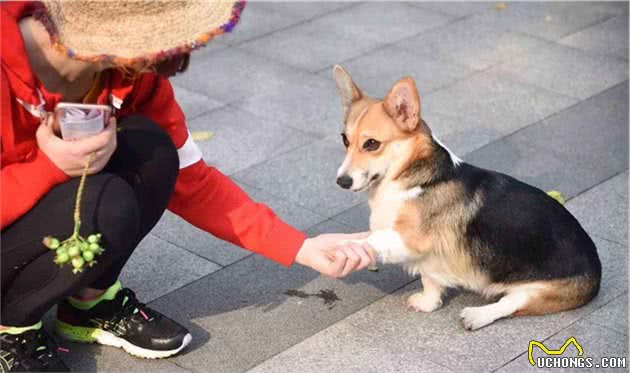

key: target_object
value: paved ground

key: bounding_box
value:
[53,2,629,372]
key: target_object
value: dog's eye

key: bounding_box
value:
[363,139,380,152]
[341,134,349,148]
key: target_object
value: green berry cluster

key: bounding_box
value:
[43,152,104,274]
[43,234,104,274]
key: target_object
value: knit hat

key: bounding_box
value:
[34,1,245,68]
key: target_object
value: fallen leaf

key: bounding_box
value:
[495,2,507,11]
[191,131,214,141]
[546,190,566,205]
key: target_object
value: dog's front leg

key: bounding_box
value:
[346,229,413,264]
[408,276,444,312]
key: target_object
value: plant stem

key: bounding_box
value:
[72,152,95,238]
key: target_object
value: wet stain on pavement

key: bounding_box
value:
[284,288,341,310]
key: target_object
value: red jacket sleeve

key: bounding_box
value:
[1,68,71,229]
[133,75,306,266]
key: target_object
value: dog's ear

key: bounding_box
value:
[333,65,363,119]
[384,77,420,132]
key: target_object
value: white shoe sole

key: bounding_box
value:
[56,320,192,359]
[93,330,192,359]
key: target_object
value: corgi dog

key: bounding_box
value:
[332,65,601,330]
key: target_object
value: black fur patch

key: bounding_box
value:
[454,163,602,285]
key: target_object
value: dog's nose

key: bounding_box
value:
[336,175,353,189]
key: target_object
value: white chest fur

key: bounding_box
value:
[364,180,487,291]
[365,181,423,264]
[368,182,422,230]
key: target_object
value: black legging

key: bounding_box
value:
[1,116,179,326]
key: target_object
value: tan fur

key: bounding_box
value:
[345,98,377,138]
[512,276,599,316]
[390,130,433,181]
[395,180,491,290]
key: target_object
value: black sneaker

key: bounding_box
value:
[0,328,70,372]
[55,288,191,359]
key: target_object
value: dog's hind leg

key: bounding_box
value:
[460,286,534,330]
[460,276,599,330]
[513,276,599,316]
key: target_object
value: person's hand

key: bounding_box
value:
[37,114,117,177]
[295,232,377,278]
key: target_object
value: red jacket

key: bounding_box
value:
[1,2,305,266]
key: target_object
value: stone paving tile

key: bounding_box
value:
[302,2,455,50]
[232,137,367,218]
[233,72,343,138]
[475,1,619,41]
[171,47,310,103]
[465,82,627,199]
[119,234,220,302]
[237,18,379,73]
[216,2,306,46]
[248,322,453,373]
[610,0,630,14]
[496,317,629,372]
[239,2,453,72]
[596,237,628,298]
[409,1,494,17]
[305,217,362,237]
[421,71,578,146]
[396,15,549,71]
[149,220,412,372]
[334,237,625,372]
[510,82,628,173]
[489,40,628,99]
[172,85,225,121]
[567,171,629,246]
[425,111,509,156]
[315,45,474,97]
[583,293,629,336]
[152,181,328,266]
[185,106,318,175]
[331,202,370,231]
[560,15,629,60]
[257,1,356,21]
[153,211,248,267]
[465,134,597,200]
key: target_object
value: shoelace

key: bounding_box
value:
[115,288,159,322]
[0,330,62,369]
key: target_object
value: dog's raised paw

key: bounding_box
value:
[407,292,442,313]
[460,306,493,330]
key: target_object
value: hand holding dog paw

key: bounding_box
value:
[295,232,376,278]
